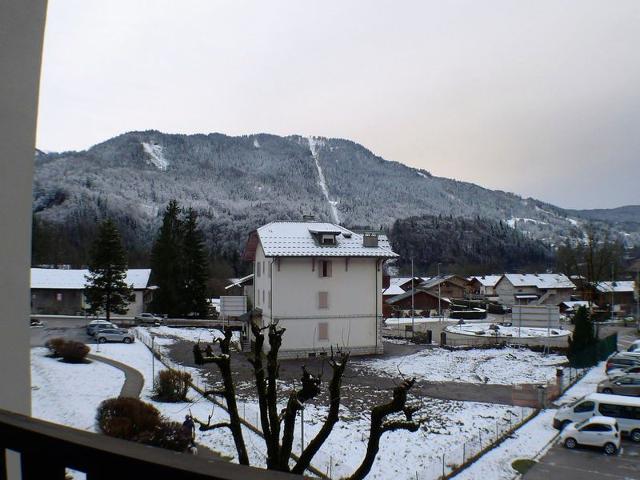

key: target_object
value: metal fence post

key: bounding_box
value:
[442,453,445,478]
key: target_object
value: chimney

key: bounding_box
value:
[363,233,378,247]
[302,214,315,222]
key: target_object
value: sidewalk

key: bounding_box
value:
[88,354,144,398]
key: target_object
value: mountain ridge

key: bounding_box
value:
[31,130,640,267]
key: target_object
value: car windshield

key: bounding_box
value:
[573,419,588,429]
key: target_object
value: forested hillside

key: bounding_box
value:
[31,130,640,275]
[388,215,554,275]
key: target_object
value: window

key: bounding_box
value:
[256,262,261,277]
[580,424,611,432]
[256,289,260,306]
[598,403,622,417]
[262,289,265,305]
[318,291,328,309]
[574,401,594,413]
[318,322,328,340]
[56,293,63,302]
[268,290,271,308]
[321,234,336,245]
[320,260,332,278]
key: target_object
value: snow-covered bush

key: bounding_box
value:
[44,337,66,357]
[97,397,161,440]
[56,340,90,363]
[153,370,191,402]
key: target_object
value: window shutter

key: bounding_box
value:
[318,291,328,309]
[318,322,329,340]
[257,262,261,277]
[327,260,332,277]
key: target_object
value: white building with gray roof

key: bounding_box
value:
[243,221,398,358]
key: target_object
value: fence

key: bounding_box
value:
[132,328,329,479]
[417,407,538,479]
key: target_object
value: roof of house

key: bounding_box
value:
[501,273,575,290]
[560,300,591,309]
[31,268,151,290]
[225,274,254,290]
[470,275,503,287]
[382,284,405,296]
[420,274,468,290]
[386,287,453,305]
[252,222,398,258]
[595,281,635,293]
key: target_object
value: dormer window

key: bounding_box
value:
[321,234,336,245]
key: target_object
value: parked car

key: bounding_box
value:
[608,365,640,379]
[560,416,620,455]
[605,353,640,373]
[628,340,640,353]
[597,375,640,396]
[95,328,135,344]
[86,320,117,336]
[134,313,163,325]
[553,392,640,442]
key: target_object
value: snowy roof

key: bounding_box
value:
[595,281,635,293]
[382,284,405,296]
[470,275,502,287]
[253,222,398,258]
[502,273,575,290]
[225,274,254,290]
[420,274,468,290]
[560,301,590,308]
[386,288,452,305]
[31,268,151,290]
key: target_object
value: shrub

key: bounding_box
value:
[97,397,161,440]
[45,337,67,357]
[153,370,191,402]
[56,340,90,363]
[135,421,191,452]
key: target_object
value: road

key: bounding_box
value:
[524,439,640,480]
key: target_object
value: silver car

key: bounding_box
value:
[597,375,640,396]
[95,328,135,344]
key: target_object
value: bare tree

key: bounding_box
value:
[192,318,420,477]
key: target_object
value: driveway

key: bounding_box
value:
[524,439,640,480]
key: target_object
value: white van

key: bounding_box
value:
[554,393,640,442]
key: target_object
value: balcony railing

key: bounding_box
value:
[0,408,301,480]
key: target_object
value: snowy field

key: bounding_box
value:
[445,323,571,338]
[453,362,608,480]
[31,348,124,431]
[142,326,240,348]
[354,347,567,385]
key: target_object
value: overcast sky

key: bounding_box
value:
[37,0,639,210]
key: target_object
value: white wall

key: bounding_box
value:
[0,0,47,417]
[254,244,383,354]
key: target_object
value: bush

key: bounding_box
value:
[153,370,191,402]
[135,421,191,452]
[44,337,67,357]
[97,397,161,440]
[56,340,90,363]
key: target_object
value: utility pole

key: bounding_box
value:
[610,264,615,321]
[411,258,415,337]
[437,263,442,320]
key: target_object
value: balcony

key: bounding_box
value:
[0,408,300,480]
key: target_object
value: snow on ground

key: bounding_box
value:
[446,323,571,338]
[505,217,549,228]
[452,410,557,480]
[452,362,607,480]
[308,136,339,224]
[31,348,124,431]
[88,341,269,467]
[354,347,567,385]
[385,316,448,326]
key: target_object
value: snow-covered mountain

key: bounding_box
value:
[32,130,640,260]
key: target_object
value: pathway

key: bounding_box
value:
[88,354,144,398]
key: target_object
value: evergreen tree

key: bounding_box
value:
[85,219,134,321]
[181,208,209,317]
[567,306,597,367]
[150,200,184,317]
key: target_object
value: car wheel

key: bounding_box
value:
[603,442,617,455]
[564,438,577,449]
[602,388,613,394]
[631,429,640,443]
[123,338,132,344]
[98,337,107,344]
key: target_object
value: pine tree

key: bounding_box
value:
[181,208,209,318]
[85,219,134,321]
[567,306,597,367]
[150,200,184,317]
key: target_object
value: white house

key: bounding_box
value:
[494,273,575,306]
[30,268,152,316]
[469,275,502,298]
[243,221,398,358]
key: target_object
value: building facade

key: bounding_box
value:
[244,222,398,358]
[495,273,575,306]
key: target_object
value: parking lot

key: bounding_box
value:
[525,439,640,480]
